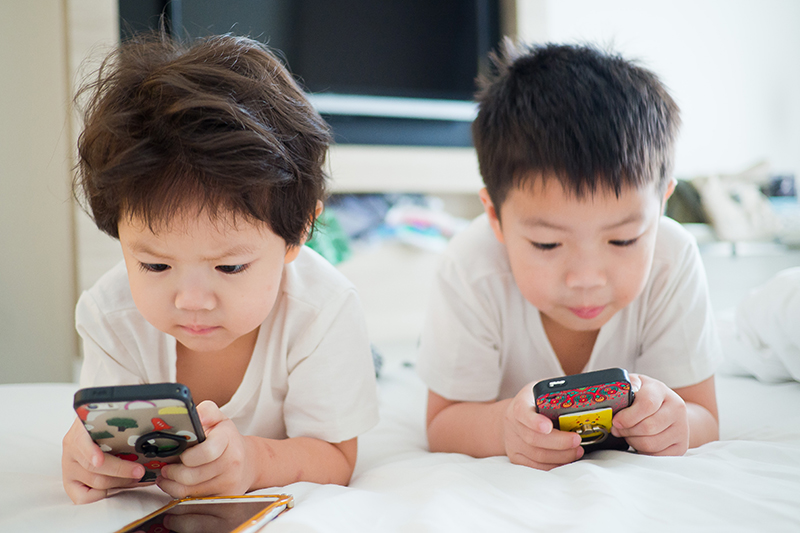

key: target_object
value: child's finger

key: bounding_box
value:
[523,411,554,435]
[177,422,230,469]
[159,458,222,490]
[157,471,225,500]
[628,373,642,393]
[67,417,144,479]
[66,417,103,470]
[509,399,553,434]
[510,441,584,470]
[99,456,146,480]
[623,424,681,455]
[613,387,663,430]
[64,479,110,505]
[534,428,582,450]
[196,400,225,430]
[73,452,145,482]
[613,411,671,439]
[76,467,143,491]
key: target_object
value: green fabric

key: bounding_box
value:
[306,210,352,265]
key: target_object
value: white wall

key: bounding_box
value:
[517,0,800,180]
[0,1,118,384]
[0,1,76,383]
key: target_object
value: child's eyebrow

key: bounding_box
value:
[601,213,644,230]
[129,242,256,262]
[520,213,644,231]
[129,242,174,260]
[200,245,257,262]
[520,217,568,230]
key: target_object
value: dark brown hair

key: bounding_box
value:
[473,41,681,215]
[74,33,331,246]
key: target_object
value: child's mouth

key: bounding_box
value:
[568,306,606,319]
[180,325,220,335]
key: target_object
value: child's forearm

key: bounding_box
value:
[244,435,357,489]
[686,402,719,448]
[427,399,510,458]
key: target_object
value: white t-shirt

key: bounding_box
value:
[77,247,379,444]
[417,215,723,402]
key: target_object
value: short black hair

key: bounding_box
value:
[74,32,331,246]
[472,41,681,214]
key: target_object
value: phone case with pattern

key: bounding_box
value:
[533,368,634,453]
[73,383,205,482]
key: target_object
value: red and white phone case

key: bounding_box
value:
[533,368,634,452]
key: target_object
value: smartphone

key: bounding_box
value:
[533,368,634,453]
[114,494,294,533]
[73,383,205,482]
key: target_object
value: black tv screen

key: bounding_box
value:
[119,0,501,146]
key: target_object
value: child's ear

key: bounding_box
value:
[660,178,678,213]
[284,244,302,264]
[479,188,505,244]
[285,200,324,264]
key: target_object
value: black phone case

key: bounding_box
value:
[533,368,634,453]
[73,383,205,482]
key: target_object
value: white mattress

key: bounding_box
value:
[1,361,799,532]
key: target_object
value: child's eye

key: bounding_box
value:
[609,238,639,247]
[139,262,169,273]
[216,264,249,275]
[531,242,560,251]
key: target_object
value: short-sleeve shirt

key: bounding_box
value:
[416,214,722,402]
[77,247,379,444]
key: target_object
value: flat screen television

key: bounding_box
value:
[119,0,502,146]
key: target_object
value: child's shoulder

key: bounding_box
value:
[644,216,706,302]
[282,246,359,308]
[440,214,511,282]
[81,260,137,315]
[653,216,700,265]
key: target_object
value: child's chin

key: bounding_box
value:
[557,311,613,331]
[175,334,231,353]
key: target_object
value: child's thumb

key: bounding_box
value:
[196,400,224,430]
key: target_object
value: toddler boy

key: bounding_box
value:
[62,34,378,503]
[418,43,721,470]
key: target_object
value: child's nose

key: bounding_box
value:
[564,258,607,289]
[174,278,216,311]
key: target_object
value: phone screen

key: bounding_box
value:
[116,497,288,533]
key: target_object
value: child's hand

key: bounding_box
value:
[61,417,146,504]
[157,401,255,499]
[611,374,689,456]
[503,383,583,470]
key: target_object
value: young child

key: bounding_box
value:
[62,34,379,504]
[418,42,722,470]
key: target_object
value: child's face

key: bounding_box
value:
[481,176,675,333]
[117,210,301,354]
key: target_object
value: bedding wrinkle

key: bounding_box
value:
[2,356,799,531]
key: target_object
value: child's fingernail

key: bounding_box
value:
[133,466,145,478]
[91,455,101,468]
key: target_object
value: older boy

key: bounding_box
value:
[62,34,378,503]
[418,43,721,470]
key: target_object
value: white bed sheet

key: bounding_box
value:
[1,361,799,533]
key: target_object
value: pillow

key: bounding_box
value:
[721,267,800,382]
